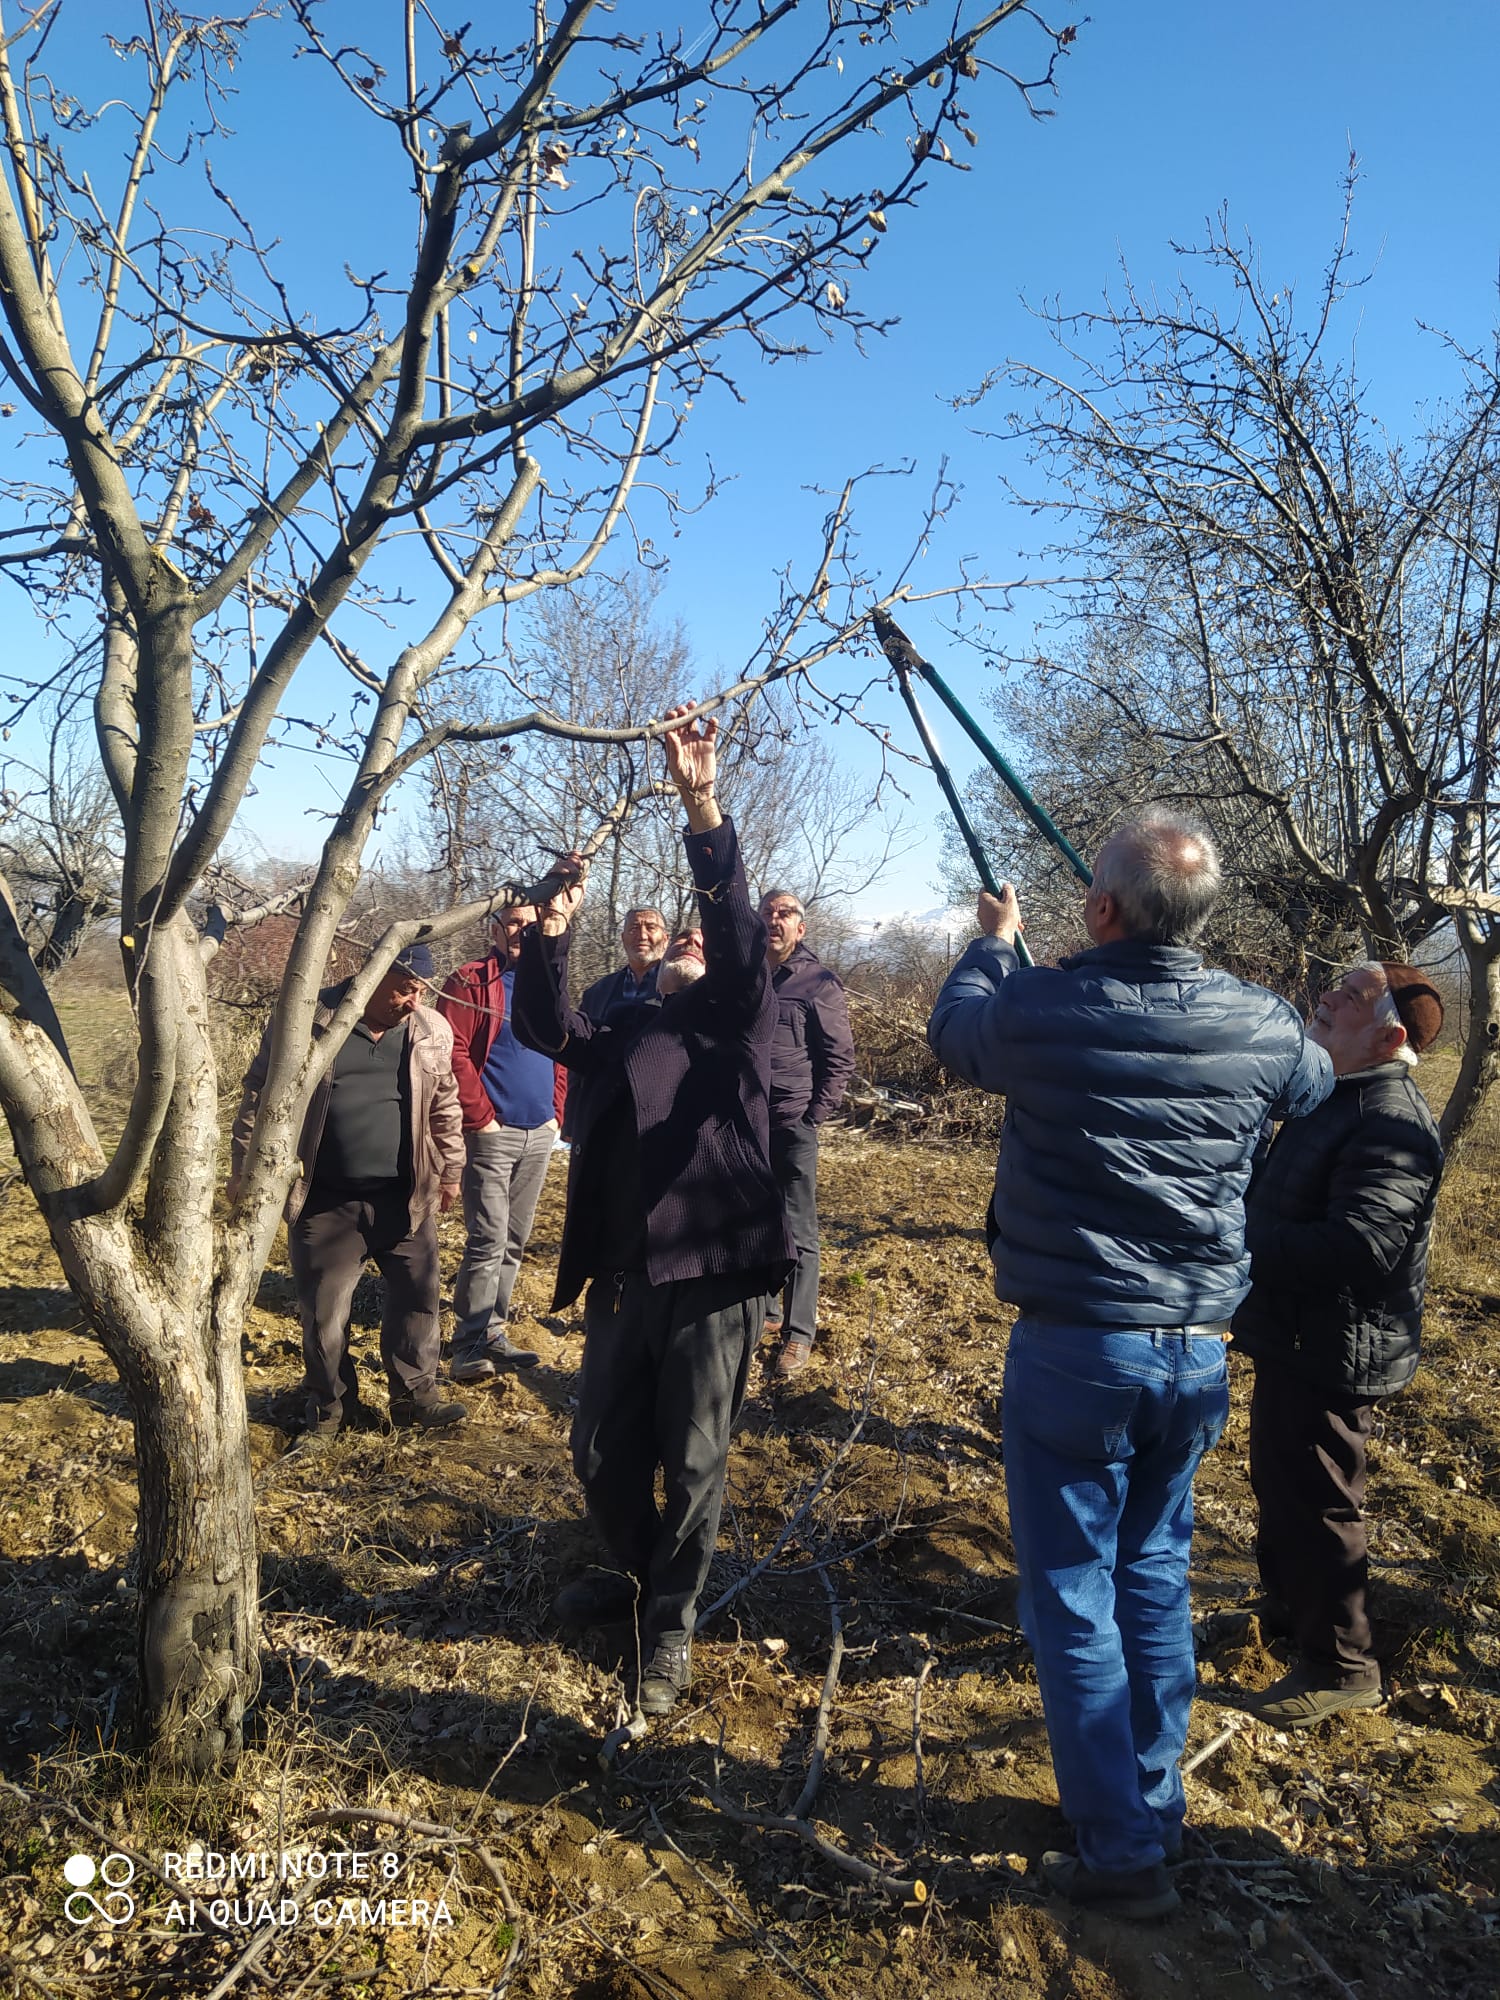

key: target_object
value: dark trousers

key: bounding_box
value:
[572,1271,765,1648]
[288,1184,441,1419]
[770,1120,821,1343]
[1249,1357,1380,1689]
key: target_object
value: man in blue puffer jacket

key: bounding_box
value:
[928,809,1331,1920]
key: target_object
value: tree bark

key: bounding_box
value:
[1440,937,1500,1151]
[0,928,261,1773]
[132,1293,259,1771]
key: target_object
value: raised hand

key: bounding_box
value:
[978,881,1023,944]
[661,703,717,794]
[661,703,722,832]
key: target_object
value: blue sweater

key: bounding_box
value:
[928,934,1332,1327]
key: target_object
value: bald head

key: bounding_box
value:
[1087,809,1222,947]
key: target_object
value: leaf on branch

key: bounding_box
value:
[540,141,570,189]
[960,53,981,78]
[867,209,887,232]
[1060,24,1079,46]
[825,281,846,313]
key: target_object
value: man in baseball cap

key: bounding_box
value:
[1231,960,1445,1725]
[231,938,466,1442]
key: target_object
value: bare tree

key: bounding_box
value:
[0,704,120,970]
[0,0,1072,1767]
[963,183,1500,1141]
[425,572,913,984]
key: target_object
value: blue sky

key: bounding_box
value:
[640,1,1500,914]
[4,3,1498,922]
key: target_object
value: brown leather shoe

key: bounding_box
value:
[772,1335,813,1379]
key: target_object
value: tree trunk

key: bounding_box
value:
[0,940,262,1773]
[1439,939,1500,1151]
[131,1291,259,1770]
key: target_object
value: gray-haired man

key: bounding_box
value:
[759,889,854,1377]
[929,810,1331,1919]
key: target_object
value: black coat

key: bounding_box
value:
[1233,1062,1444,1398]
[512,817,794,1309]
[579,959,661,1027]
[768,942,855,1129]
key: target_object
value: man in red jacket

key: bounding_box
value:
[437,891,568,1381]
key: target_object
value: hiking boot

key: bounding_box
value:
[772,1335,813,1380]
[389,1394,468,1431]
[450,1332,541,1382]
[1040,1851,1181,1921]
[553,1570,641,1629]
[288,1413,341,1455]
[635,1639,692,1718]
[1246,1668,1382,1728]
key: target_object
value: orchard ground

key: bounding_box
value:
[0,971,1496,1998]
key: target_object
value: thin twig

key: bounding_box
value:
[202,1909,286,2000]
[1220,1862,1362,2000]
[703,1786,925,1902]
[303,1806,520,1915]
[911,1645,935,1834]
[646,1807,834,2000]
[1181,1720,1240,1776]
[698,1359,875,1626]
[789,1566,845,1821]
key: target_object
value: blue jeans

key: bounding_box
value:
[1002,1319,1230,1874]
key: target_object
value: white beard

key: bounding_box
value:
[657,957,706,995]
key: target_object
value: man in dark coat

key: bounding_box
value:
[928,809,1331,1920]
[511,705,792,1717]
[758,889,855,1377]
[1233,961,1444,1726]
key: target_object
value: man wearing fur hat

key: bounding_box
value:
[1233,961,1445,1726]
[231,943,466,1442]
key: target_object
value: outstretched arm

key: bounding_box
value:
[661,703,722,834]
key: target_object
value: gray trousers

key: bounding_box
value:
[451,1122,555,1358]
[770,1120,821,1343]
[572,1271,765,1649]
[287,1185,441,1419]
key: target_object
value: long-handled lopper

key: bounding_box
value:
[874,608,1092,891]
[882,636,1038,968]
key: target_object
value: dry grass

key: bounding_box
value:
[0,966,1497,1997]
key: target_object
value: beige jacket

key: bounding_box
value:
[232,987,463,1228]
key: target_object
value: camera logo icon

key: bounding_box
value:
[62,1852,136,1926]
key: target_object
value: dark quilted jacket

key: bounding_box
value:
[511,817,794,1308]
[1232,1064,1444,1397]
[927,934,1332,1327]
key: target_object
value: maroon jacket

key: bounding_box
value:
[512,816,793,1308]
[436,951,567,1135]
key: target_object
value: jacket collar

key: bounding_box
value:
[773,940,820,981]
[1058,937,1205,977]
